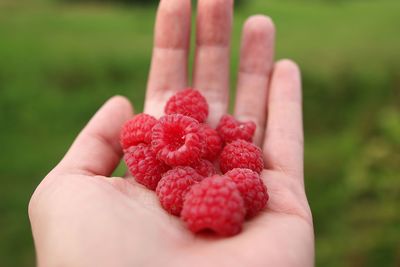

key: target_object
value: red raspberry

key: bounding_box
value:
[124,144,170,190]
[200,124,223,161]
[156,167,201,216]
[191,159,216,178]
[120,113,157,150]
[165,88,209,123]
[181,175,245,236]
[225,168,269,218]
[216,115,256,143]
[220,140,264,174]
[152,114,205,166]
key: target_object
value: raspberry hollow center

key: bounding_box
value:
[164,125,186,150]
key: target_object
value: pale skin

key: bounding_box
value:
[28,0,315,266]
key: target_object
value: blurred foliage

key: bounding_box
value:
[0,0,400,266]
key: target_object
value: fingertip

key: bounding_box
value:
[243,15,275,36]
[107,95,131,107]
[239,15,275,75]
[106,95,134,120]
[275,59,301,79]
[273,59,302,96]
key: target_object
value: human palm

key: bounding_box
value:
[29,0,314,266]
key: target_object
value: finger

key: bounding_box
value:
[193,0,233,127]
[263,60,304,180]
[56,96,134,176]
[144,0,191,118]
[234,15,275,147]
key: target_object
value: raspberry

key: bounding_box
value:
[225,168,269,218]
[216,115,256,143]
[200,124,223,161]
[152,114,205,166]
[156,167,201,216]
[181,175,245,236]
[220,140,264,174]
[124,144,170,190]
[165,88,209,123]
[191,159,216,178]
[120,113,157,150]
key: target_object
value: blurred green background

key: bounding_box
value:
[0,0,399,266]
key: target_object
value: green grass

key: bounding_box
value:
[0,0,399,266]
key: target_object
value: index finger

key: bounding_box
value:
[144,0,191,118]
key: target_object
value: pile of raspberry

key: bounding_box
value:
[120,89,269,236]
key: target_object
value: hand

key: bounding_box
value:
[29,0,314,266]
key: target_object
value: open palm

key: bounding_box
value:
[29,0,314,266]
